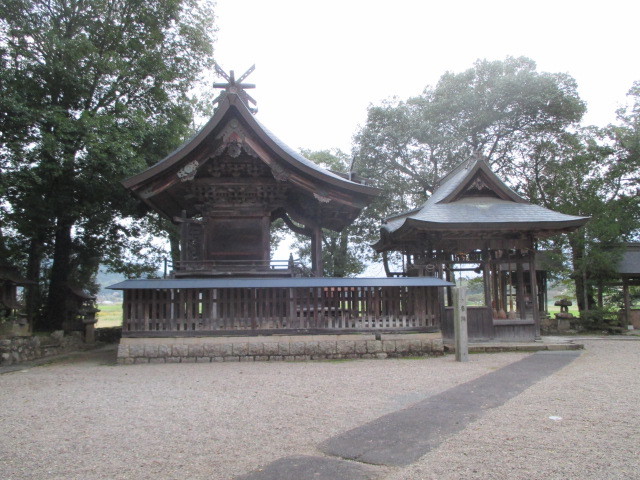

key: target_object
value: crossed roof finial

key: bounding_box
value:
[212,63,257,114]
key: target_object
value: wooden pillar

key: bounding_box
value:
[516,250,526,320]
[529,247,541,339]
[623,278,630,329]
[437,253,446,311]
[498,262,506,317]
[311,225,323,277]
[382,251,392,277]
[540,271,548,314]
[179,210,188,264]
[483,250,491,307]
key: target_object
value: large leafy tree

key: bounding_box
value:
[522,82,640,311]
[0,0,215,329]
[353,57,640,313]
[353,56,586,222]
[530,127,639,310]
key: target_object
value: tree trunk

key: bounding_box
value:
[335,232,349,277]
[571,240,587,312]
[0,225,7,258]
[45,218,74,331]
[569,235,595,312]
[26,237,44,331]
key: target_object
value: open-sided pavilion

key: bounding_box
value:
[373,156,589,342]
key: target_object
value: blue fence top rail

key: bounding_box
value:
[108,277,453,290]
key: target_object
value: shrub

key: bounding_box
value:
[579,308,623,333]
[95,327,122,344]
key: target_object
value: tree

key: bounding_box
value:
[353,58,639,311]
[353,56,586,222]
[0,0,216,330]
[529,127,639,310]
[525,80,640,312]
[290,149,369,277]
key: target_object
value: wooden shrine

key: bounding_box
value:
[373,156,589,342]
[123,65,379,278]
[111,66,452,362]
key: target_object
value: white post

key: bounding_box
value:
[453,286,469,362]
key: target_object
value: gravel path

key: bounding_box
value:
[0,339,637,479]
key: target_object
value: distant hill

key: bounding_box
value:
[96,270,124,303]
[95,269,165,303]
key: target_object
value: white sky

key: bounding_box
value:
[213,0,640,273]
[214,0,640,153]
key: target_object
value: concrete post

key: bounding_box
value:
[453,286,469,362]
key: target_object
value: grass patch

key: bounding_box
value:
[97,303,122,328]
[547,304,580,317]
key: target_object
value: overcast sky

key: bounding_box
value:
[213,0,640,153]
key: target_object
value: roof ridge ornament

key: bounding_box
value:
[468,151,486,168]
[212,63,258,114]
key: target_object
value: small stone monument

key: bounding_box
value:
[554,299,574,332]
[80,305,100,343]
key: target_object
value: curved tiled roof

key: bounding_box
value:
[375,156,589,250]
[123,94,378,197]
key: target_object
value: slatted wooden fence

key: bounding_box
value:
[122,285,439,335]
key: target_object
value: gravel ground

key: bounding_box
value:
[0,339,637,479]
[386,339,640,480]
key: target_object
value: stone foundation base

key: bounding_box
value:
[117,332,444,364]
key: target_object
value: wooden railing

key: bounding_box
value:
[122,285,440,335]
[171,259,311,277]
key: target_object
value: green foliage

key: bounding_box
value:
[353,57,586,224]
[0,0,216,329]
[352,56,640,312]
[579,307,623,333]
[95,326,122,343]
[529,92,640,308]
[293,149,368,277]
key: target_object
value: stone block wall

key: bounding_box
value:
[0,331,84,366]
[117,332,444,364]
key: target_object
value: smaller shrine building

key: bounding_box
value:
[373,156,589,342]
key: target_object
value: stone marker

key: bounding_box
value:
[453,286,469,362]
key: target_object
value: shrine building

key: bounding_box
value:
[372,156,589,342]
[111,66,451,363]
